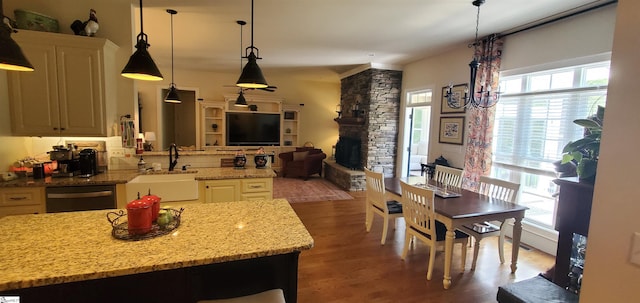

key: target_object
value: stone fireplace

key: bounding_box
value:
[325,67,402,190]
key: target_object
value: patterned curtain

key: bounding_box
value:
[462,34,504,191]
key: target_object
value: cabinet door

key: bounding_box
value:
[204,180,240,203]
[7,42,61,136]
[56,45,107,135]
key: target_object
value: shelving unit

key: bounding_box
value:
[200,102,225,148]
[202,95,301,148]
[283,108,299,147]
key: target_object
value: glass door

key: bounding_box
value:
[402,90,432,177]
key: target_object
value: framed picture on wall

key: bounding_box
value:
[438,116,465,145]
[441,84,467,114]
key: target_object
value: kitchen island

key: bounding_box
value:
[0,199,313,302]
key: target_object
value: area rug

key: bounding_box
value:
[273,177,353,203]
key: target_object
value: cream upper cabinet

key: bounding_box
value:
[7,30,118,137]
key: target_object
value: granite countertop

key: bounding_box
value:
[0,199,313,291]
[0,168,276,188]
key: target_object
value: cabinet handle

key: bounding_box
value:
[206,185,209,189]
[53,127,58,130]
[9,196,27,201]
[249,185,261,188]
[60,127,66,131]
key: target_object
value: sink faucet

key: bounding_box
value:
[169,143,179,171]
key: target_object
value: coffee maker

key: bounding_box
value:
[49,145,80,177]
[79,148,99,177]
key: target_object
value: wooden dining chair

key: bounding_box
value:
[461,175,521,270]
[399,181,469,281]
[433,165,463,188]
[364,168,403,245]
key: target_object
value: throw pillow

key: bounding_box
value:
[293,151,309,161]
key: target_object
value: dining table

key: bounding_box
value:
[384,176,528,289]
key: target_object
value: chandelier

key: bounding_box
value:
[445,0,501,109]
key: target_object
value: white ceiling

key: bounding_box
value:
[136,0,614,75]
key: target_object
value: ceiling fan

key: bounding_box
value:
[224,20,277,93]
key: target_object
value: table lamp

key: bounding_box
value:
[144,132,156,151]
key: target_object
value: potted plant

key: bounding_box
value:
[561,106,604,183]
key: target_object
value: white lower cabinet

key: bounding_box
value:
[203,178,273,203]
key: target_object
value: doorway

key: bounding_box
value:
[160,88,198,150]
[401,90,432,177]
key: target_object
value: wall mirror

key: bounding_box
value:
[158,88,198,150]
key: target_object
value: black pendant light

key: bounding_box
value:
[236,0,268,89]
[164,9,181,103]
[234,20,249,107]
[235,90,248,106]
[0,0,34,72]
[121,0,163,81]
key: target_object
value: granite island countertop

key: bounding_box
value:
[0,199,313,291]
[0,167,276,188]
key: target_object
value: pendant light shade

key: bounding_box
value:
[236,51,267,88]
[165,84,181,103]
[164,9,181,103]
[0,0,34,72]
[121,0,163,81]
[236,0,268,89]
[235,90,248,107]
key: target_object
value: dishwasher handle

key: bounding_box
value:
[47,191,113,199]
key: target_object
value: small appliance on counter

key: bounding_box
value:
[79,148,99,177]
[49,144,80,178]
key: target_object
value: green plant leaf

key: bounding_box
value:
[561,154,574,164]
[577,158,597,179]
[573,118,601,129]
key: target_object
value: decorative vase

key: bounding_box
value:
[234,155,246,169]
[254,154,268,168]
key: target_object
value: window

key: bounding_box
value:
[493,61,609,228]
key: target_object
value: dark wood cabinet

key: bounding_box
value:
[552,177,594,287]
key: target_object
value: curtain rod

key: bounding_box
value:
[500,0,618,38]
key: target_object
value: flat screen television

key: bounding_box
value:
[226,112,281,146]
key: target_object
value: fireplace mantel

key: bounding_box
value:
[333,117,365,125]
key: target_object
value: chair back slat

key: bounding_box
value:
[364,169,389,211]
[478,176,521,203]
[400,181,435,236]
[433,165,463,188]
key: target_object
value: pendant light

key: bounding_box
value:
[0,0,34,71]
[121,0,163,81]
[234,20,249,107]
[236,0,268,89]
[445,0,501,108]
[164,9,181,103]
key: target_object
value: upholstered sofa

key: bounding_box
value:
[278,147,327,180]
[410,141,429,171]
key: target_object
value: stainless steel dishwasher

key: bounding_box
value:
[46,185,116,213]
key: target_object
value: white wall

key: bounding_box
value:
[580,0,640,301]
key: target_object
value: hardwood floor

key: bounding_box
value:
[290,191,554,303]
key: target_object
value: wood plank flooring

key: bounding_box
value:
[290,191,554,303]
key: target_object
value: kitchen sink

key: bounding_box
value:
[125,173,198,203]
